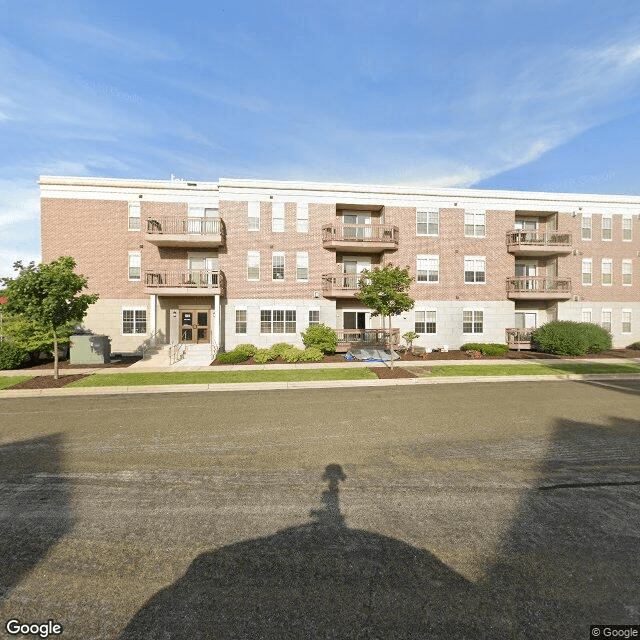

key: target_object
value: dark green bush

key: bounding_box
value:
[628,342,640,350]
[0,340,29,370]
[460,343,509,356]
[253,348,277,364]
[532,321,611,356]
[301,324,338,353]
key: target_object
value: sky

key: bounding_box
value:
[1,0,640,278]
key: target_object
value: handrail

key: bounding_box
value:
[168,342,186,365]
[506,231,572,246]
[145,270,225,292]
[322,224,399,244]
[146,217,225,237]
[506,276,571,293]
[139,329,164,359]
[335,328,400,347]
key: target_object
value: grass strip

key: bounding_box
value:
[0,376,33,389]
[67,368,378,387]
[415,363,640,377]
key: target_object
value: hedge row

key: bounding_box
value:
[460,343,510,356]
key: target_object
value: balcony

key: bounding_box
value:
[322,224,399,253]
[145,217,225,248]
[506,276,572,300]
[321,270,364,298]
[506,231,572,257]
[335,328,400,352]
[505,328,533,350]
[144,270,225,297]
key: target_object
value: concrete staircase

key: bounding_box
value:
[171,344,214,367]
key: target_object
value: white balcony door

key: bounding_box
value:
[514,218,538,231]
[342,257,370,287]
[188,254,218,284]
[187,207,218,234]
[343,311,368,330]
[515,261,537,289]
[343,212,372,238]
[515,312,537,329]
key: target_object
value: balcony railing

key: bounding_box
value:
[144,270,225,296]
[335,328,400,352]
[505,328,533,350]
[506,276,572,299]
[506,231,572,255]
[321,269,369,297]
[322,224,399,252]
[145,217,225,247]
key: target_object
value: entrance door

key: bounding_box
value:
[180,310,209,343]
[515,312,537,329]
[343,311,367,330]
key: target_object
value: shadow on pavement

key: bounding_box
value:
[576,378,640,398]
[0,433,72,603]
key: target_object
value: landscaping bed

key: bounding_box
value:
[15,354,142,370]
[7,373,91,389]
[370,366,418,379]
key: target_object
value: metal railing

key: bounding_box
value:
[146,217,225,237]
[322,267,371,296]
[335,328,400,349]
[139,329,165,359]
[322,224,399,244]
[506,276,572,294]
[168,343,186,365]
[506,231,572,247]
[145,270,225,292]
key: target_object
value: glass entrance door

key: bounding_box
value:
[180,310,209,343]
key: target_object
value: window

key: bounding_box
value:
[415,310,436,334]
[308,309,320,325]
[622,260,632,286]
[601,309,612,333]
[247,251,260,281]
[272,252,285,280]
[463,310,483,334]
[248,201,260,231]
[417,210,439,236]
[122,308,146,334]
[581,259,592,285]
[464,210,485,237]
[296,203,309,233]
[601,259,612,285]
[416,255,439,283]
[272,202,285,232]
[601,215,612,240]
[296,252,309,281]
[128,251,141,281]
[622,216,632,241]
[464,256,486,283]
[235,308,247,334]
[261,309,296,333]
[582,308,592,323]
[128,202,140,231]
[581,214,592,240]
[622,310,632,334]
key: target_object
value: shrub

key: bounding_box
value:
[532,321,611,356]
[0,340,29,370]
[628,342,640,350]
[271,342,295,356]
[280,347,304,363]
[234,343,257,358]
[298,347,324,362]
[253,348,277,364]
[301,324,338,353]
[460,343,509,356]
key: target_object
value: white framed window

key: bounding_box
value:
[581,258,592,286]
[601,215,612,240]
[296,252,309,281]
[581,214,592,240]
[128,202,140,231]
[416,255,439,283]
[415,310,436,334]
[622,216,633,241]
[122,308,146,334]
[601,258,612,285]
[247,251,260,281]
[622,259,632,286]
[601,309,612,333]
[272,252,285,280]
[296,203,309,233]
[464,256,486,283]
[260,309,296,334]
[235,307,247,334]
[128,251,141,281]
[464,210,485,237]
[271,202,285,232]
[416,210,439,236]
[463,309,483,334]
[308,309,320,325]
[248,201,260,231]
[622,309,632,334]
[581,308,592,323]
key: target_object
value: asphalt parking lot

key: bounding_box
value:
[1,380,639,639]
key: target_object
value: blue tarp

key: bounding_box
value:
[344,348,401,362]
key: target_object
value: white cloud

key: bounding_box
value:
[0,249,41,281]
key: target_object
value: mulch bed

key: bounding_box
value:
[369,366,418,379]
[19,355,141,370]
[8,374,91,389]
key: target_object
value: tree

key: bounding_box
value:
[1,257,98,379]
[355,264,414,367]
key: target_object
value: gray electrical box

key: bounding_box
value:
[70,334,111,364]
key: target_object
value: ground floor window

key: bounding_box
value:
[260,309,296,333]
[415,310,436,333]
[463,309,483,334]
[308,309,320,325]
[235,309,247,334]
[122,309,146,334]
[601,309,612,333]
[622,310,632,334]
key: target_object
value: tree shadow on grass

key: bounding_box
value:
[0,433,72,603]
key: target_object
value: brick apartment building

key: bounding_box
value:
[39,176,640,354]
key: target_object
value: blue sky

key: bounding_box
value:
[2,0,640,278]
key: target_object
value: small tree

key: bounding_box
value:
[402,331,419,354]
[1,257,98,379]
[356,264,414,367]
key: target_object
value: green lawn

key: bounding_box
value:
[67,368,379,387]
[0,375,33,389]
[414,362,640,377]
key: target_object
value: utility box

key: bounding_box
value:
[70,334,111,364]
